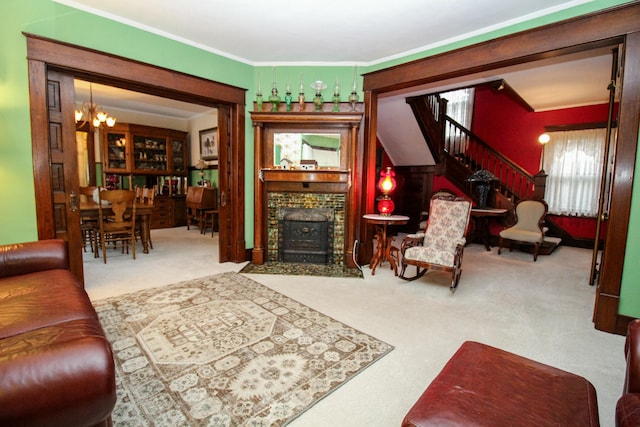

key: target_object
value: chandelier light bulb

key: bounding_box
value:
[96,111,108,123]
[75,82,117,130]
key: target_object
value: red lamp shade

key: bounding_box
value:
[377,196,395,216]
[377,166,397,195]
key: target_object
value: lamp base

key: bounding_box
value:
[476,183,490,208]
[377,196,395,216]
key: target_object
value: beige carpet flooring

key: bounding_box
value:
[83,226,626,427]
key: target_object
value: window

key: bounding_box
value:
[442,88,474,154]
[442,88,474,129]
[543,128,612,216]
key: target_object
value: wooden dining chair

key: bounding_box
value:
[135,186,156,249]
[98,189,137,263]
[186,186,217,232]
[79,186,100,257]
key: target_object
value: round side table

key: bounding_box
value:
[363,214,409,275]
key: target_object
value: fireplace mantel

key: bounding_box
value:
[260,169,350,184]
[251,106,363,266]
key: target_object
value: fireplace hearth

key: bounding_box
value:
[279,208,334,264]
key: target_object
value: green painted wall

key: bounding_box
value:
[2,0,639,317]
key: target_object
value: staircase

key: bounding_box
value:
[406,93,561,253]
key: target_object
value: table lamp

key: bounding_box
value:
[377,166,397,215]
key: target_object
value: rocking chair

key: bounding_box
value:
[399,195,472,292]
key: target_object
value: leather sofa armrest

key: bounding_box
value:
[0,239,69,279]
[616,393,640,427]
[624,319,640,394]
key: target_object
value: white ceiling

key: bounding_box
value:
[64,0,617,165]
[74,80,213,120]
[56,0,593,65]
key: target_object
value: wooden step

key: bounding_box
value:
[540,236,562,255]
[501,235,561,256]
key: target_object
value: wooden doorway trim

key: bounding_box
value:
[25,33,247,267]
[361,3,640,334]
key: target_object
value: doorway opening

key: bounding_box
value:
[26,34,247,286]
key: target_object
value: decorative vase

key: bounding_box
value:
[256,73,263,111]
[269,84,280,112]
[476,183,490,208]
[348,90,359,112]
[285,89,292,112]
[311,80,327,112]
[332,79,340,112]
[298,78,305,111]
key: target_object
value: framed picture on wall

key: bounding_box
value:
[199,127,218,160]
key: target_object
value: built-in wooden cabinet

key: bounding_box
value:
[150,195,186,229]
[102,123,188,229]
[103,123,187,175]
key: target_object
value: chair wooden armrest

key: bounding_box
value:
[399,197,472,292]
[401,234,424,255]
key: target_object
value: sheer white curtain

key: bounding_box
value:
[443,88,474,129]
[442,88,474,153]
[544,128,608,216]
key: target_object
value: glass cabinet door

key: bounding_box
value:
[132,135,168,173]
[104,131,128,171]
[171,139,186,174]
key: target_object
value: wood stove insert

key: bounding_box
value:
[278,208,334,264]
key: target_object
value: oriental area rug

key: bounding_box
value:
[94,272,392,426]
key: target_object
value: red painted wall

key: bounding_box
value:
[471,86,612,239]
[472,86,611,174]
[433,175,465,197]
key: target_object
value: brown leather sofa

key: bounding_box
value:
[0,239,116,427]
[617,318,640,427]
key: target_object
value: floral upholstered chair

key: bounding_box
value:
[399,195,472,292]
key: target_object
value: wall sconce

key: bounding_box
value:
[377,166,397,216]
[538,133,550,173]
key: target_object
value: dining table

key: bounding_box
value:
[80,201,155,254]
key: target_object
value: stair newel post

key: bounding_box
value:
[533,171,547,200]
[438,97,448,152]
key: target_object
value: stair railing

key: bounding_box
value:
[409,93,546,203]
[443,117,543,202]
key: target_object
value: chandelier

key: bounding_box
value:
[75,82,116,130]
